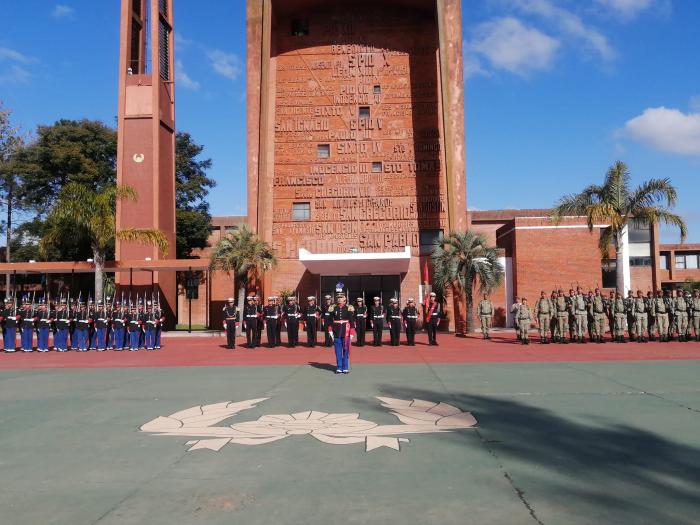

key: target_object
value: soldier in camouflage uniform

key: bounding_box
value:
[646,291,656,341]
[625,291,637,341]
[606,290,615,336]
[517,298,532,345]
[590,289,606,344]
[586,290,595,342]
[634,290,649,343]
[683,291,694,341]
[534,291,553,344]
[691,289,700,342]
[554,290,570,344]
[572,290,588,344]
[549,291,559,341]
[612,291,627,343]
[510,297,522,341]
[673,289,689,342]
[477,293,494,340]
[652,290,670,342]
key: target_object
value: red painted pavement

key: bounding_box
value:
[1,333,699,370]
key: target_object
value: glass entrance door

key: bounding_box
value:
[320,275,401,306]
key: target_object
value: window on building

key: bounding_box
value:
[359,106,370,119]
[291,19,309,36]
[420,230,443,255]
[686,254,699,269]
[317,144,330,159]
[372,162,382,173]
[659,253,669,270]
[158,19,170,80]
[373,85,381,94]
[629,257,652,267]
[675,255,686,269]
[292,202,311,221]
[628,223,651,243]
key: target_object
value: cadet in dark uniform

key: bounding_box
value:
[36,300,52,352]
[87,300,98,350]
[264,296,280,348]
[424,292,441,346]
[354,297,367,347]
[321,295,333,347]
[222,298,239,349]
[243,296,259,348]
[144,301,157,350]
[112,302,126,350]
[255,296,264,346]
[1,297,18,352]
[127,305,141,351]
[95,301,109,351]
[74,302,91,352]
[284,296,301,348]
[20,299,35,352]
[370,297,384,346]
[154,302,165,349]
[402,298,418,346]
[54,300,71,352]
[328,292,355,374]
[304,296,321,347]
[387,298,402,346]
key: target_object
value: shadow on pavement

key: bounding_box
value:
[361,386,700,525]
[308,361,337,373]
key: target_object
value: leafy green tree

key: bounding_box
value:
[552,161,686,293]
[41,183,169,303]
[19,119,117,210]
[0,101,29,291]
[175,132,216,258]
[431,231,504,334]
[209,225,277,314]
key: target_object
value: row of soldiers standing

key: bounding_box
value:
[222,293,443,349]
[477,287,700,345]
[0,296,165,352]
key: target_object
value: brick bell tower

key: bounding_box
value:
[116,0,177,322]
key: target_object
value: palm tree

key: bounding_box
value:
[41,183,169,302]
[208,224,277,314]
[432,231,504,334]
[552,161,686,293]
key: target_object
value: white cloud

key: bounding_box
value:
[0,46,37,64]
[594,0,654,18]
[206,50,242,81]
[52,4,75,19]
[174,33,193,52]
[175,60,200,91]
[623,107,700,156]
[468,17,559,77]
[507,0,616,61]
[0,64,32,85]
[690,95,700,113]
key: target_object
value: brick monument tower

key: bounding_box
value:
[247,0,466,329]
[116,0,177,320]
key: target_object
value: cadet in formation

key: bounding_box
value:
[328,292,355,374]
[222,298,239,349]
[477,293,494,340]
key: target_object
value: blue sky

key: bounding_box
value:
[1,0,699,241]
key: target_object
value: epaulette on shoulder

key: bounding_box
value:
[328,305,335,313]
[348,305,355,312]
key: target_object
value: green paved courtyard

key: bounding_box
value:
[1,361,699,524]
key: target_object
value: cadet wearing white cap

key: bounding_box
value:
[387,298,402,346]
[370,296,385,346]
[304,296,321,347]
[424,292,441,346]
[402,298,418,346]
[284,296,301,348]
[222,298,239,349]
[321,295,333,347]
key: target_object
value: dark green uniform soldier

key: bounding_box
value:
[370,297,385,347]
[354,298,368,346]
[303,296,321,347]
[283,296,301,348]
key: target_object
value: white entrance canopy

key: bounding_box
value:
[299,246,411,276]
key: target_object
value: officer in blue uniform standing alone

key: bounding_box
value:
[328,291,355,375]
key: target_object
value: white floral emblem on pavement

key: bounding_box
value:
[140,397,477,452]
